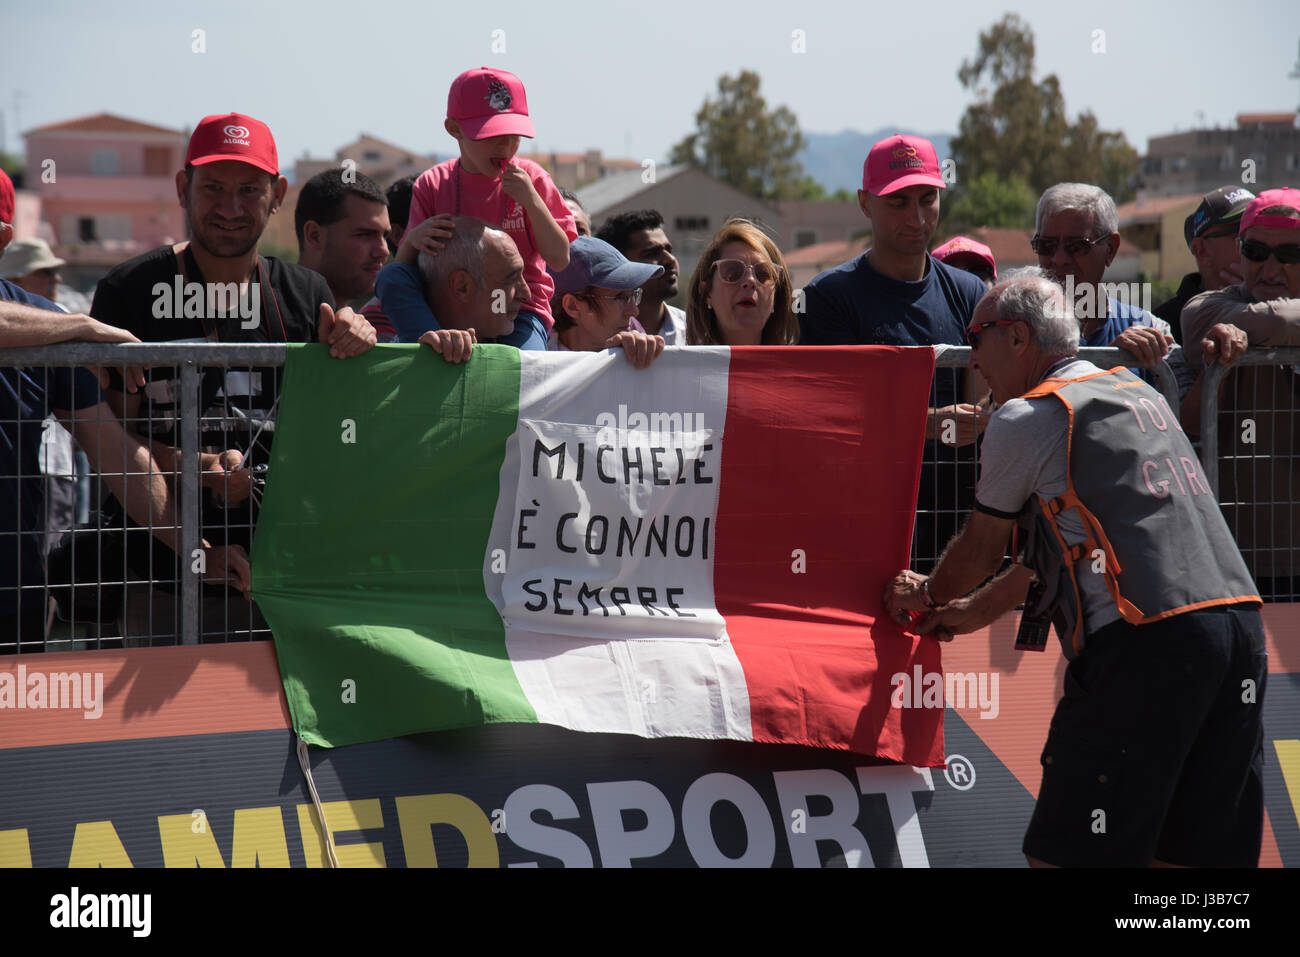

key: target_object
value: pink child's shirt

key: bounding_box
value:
[406,157,577,330]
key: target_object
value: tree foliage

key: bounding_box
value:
[0,151,23,185]
[793,179,857,203]
[670,71,808,202]
[945,171,1036,230]
[951,14,1138,205]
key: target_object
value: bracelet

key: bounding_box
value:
[920,578,938,608]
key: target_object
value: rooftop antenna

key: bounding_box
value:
[1290,39,1300,115]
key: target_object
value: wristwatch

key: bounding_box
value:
[920,578,938,608]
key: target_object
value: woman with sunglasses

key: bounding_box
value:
[686,219,799,345]
[549,235,666,367]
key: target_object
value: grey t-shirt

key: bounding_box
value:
[975,359,1121,634]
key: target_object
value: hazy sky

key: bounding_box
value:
[4,0,1299,172]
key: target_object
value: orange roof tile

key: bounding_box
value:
[1236,112,1296,127]
[782,237,869,266]
[1116,193,1204,224]
[25,112,184,136]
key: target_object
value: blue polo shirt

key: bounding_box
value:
[1082,297,1166,347]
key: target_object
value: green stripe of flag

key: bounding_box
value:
[252,344,538,747]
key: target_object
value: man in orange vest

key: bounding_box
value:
[885,274,1265,868]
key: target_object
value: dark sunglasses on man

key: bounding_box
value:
[1029,234,1107,258]
[1238,238,1300,265]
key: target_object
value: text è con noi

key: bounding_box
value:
[516,434,717,620]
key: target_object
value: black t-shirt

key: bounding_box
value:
[90,245,333,575]
[91,245,331,450]
[1153,272,1203,345]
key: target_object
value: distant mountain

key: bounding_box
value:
[799,128,954,195]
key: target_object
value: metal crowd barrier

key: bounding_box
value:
[3,343,287,653]
[1199,348,1300,601]
[0,343,1267,652]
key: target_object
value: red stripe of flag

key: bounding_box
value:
[713,346,945,765]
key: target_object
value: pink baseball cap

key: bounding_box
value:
[185,113,279,176]
[0,168,14,224]
[932,236,997,279]
[1239,188,1300,234]
[863,134,946,196]
[447,68,536,140]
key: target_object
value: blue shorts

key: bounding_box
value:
[1022,604,1266,867]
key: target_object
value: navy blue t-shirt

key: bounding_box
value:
[799,252,986,409]
[1,279,102,616]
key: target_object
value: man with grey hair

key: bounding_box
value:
[374,215,544,350]
[417,217,530,339]
[884,275,1266,868]
[1033,182,1176,369]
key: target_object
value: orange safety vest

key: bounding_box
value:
[1015,366,1260,654]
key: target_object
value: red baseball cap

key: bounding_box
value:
[932,236,997,279]
[0,168,14,224]
[447,68,535,140]
[1239,188,1300,234]
[185,113,279,176]
[863,134,946,196]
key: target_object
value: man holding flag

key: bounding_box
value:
[885,274,1266,868]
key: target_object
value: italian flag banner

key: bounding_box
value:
[253,344,944,766]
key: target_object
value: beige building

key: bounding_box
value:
[783,237,870,289]
[1141,112,1300,198]
[577,165,785,290]
[1116,193,1203,284]
[293,133,437,189]
[518,150,642,192]
[772,200,866,252]
[22,112,188,269]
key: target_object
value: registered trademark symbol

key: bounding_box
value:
[943,754,975,791]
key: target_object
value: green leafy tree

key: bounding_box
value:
[671,71,808,201]
[792,179,857,203]
[951,14,1138,203]
[0,151,23,185]
[945,171,1036,229]
[796,176,827,201]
